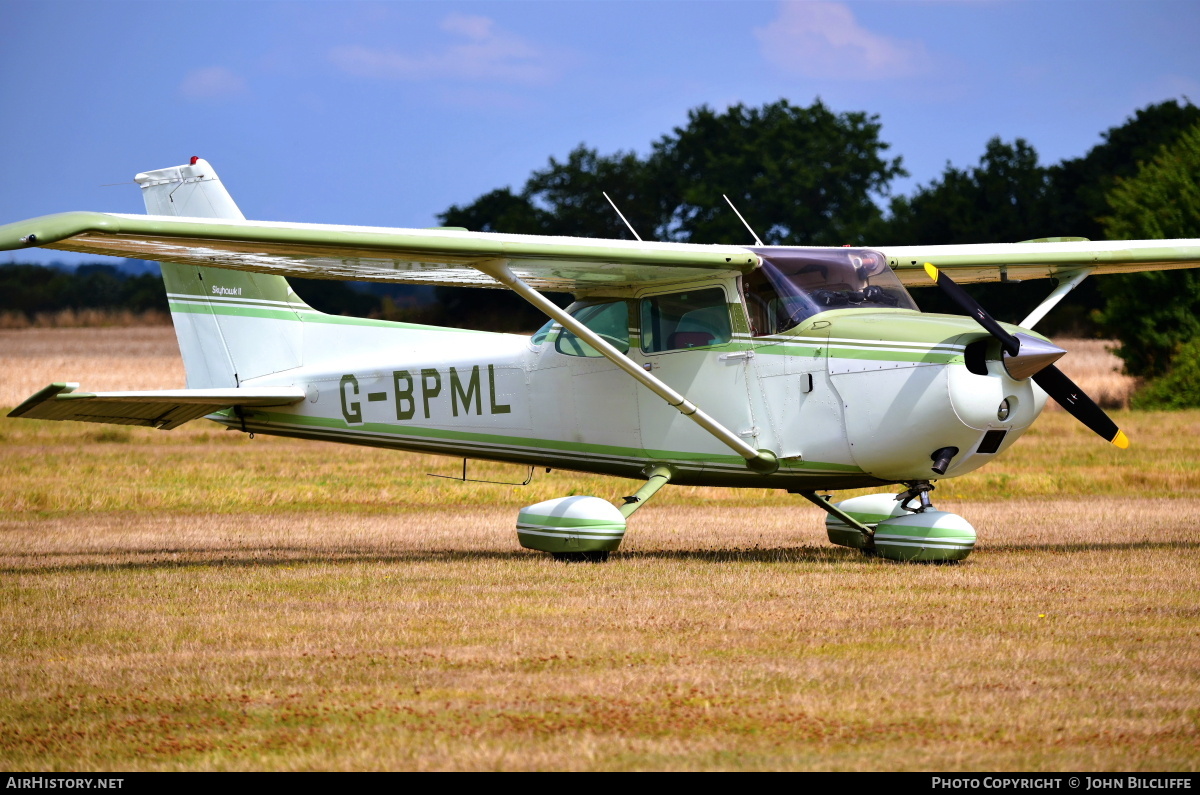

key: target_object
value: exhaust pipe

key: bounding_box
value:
[930,446,959,475]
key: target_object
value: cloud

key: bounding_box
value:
[330,14,553,85]
[178,66,249,100]
[755,1,932,81]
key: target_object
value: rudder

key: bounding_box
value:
[136,158,306,387]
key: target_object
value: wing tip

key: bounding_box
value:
[7,381,80,418]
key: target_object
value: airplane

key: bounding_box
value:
[3,157,1199,563]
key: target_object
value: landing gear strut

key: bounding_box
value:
[896,481,935,513]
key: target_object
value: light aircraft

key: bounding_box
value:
[4,158,1199,562]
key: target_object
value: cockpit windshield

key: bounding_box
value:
[742,247,918,336]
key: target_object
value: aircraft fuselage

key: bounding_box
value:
[214,273,1047,490]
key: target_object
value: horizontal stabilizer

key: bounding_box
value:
[7,383,305,430]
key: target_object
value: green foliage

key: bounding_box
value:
[527,147,656,239]
[880,138,1050,246]
[439,99,906,247]
[1096,122,1200,379]
[875,138,1072,326]
[439,187,549,236]
[648,100,905,245]
[1102,123,1200,240]
[1046,99,1200,241]
[1132,337,1200,409]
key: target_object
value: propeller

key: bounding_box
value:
[924,264,1129,449]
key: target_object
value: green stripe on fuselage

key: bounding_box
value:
[216,408,865,474]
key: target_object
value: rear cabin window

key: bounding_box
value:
[555,300,631,358]
[640,288,732,353]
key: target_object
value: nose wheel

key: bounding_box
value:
[803,482,977,562]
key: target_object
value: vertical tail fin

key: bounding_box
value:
[136,158,307,387]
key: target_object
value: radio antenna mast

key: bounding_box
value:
[602,191,644,241]
[723,194,764,246]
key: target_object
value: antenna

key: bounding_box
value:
[723,194,764,246]
[602,191,643,242]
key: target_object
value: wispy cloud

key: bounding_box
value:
[755,1,932,81]
[330,14,554,85]
[178,66,249,101]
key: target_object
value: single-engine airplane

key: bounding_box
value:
[4,158,1200,562]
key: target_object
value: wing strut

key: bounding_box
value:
[1019,268,1092,330]
[475,260,779,475]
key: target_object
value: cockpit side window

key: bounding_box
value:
[743,248,919,336]
[555,300,631,357]
[640,288,732,353]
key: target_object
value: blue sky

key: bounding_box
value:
[2,0,1198,265]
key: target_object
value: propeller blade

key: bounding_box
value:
[1032,364,1130,448]
[924,263,1020,356]
[924,264,1128,450]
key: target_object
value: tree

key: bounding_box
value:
[438,187,549,236]
[1132,338,1200,409]
[439,99,906,247]
[1045,99,1200,241]
[875,138,1074,326]
[648,99,906,246]
[524,147,655,239]
[1095,122,1200,389]
[881,138,1050,246]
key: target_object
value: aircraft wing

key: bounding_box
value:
[2,212,1197,289]
[0,212,758,291]
[8,383,306,430]
[876,239,1200,285]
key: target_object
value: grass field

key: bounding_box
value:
[1,329,1196,771]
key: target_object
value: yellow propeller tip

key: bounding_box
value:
[1112,430,1130,449]
[923,262,939,280]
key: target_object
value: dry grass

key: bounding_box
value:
[0,328,1196,771]
[1,502,1197,771]
[0,327,184,407]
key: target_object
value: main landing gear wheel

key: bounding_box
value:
[552,551,610,563]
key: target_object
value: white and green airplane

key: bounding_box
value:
[4,158,1199,562]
